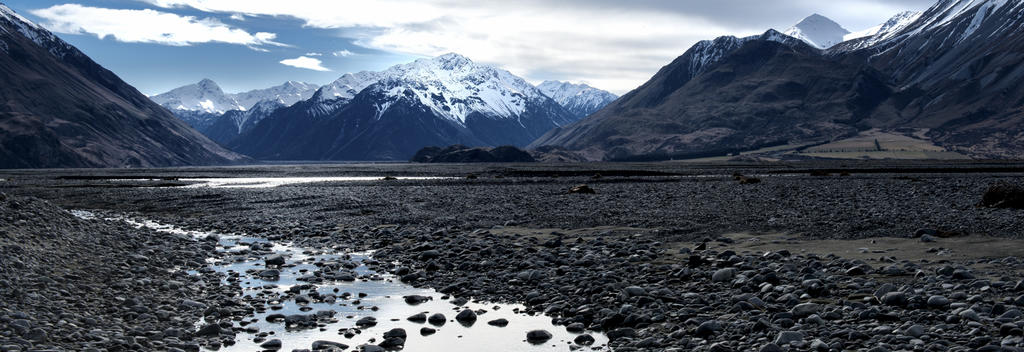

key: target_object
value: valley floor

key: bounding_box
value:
[2,160,1024,351]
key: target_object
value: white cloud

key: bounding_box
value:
[30,4,285,48]
[332,50,355,57]
[305,52,323,56]
[280,56,330,71]
[142,0,445,28]
[139,0,926,94]
[229,13,245,21]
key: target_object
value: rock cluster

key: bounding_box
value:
[357,226,1024,350]
[0,195,232,351]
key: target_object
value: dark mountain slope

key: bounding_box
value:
[533,0,1024,160]
[0,5,243,168]
[860,0,1024,157]
[531,31,896,160]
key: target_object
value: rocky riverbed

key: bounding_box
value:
[2,161,1024,351]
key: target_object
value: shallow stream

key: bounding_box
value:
[71,210,609,351]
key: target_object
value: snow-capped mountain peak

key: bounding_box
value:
[150,79,243,114]
[433,52,474,70]
[346,53,552,124]
[196,78,219,91]
[537,81,618,118]
[783,14,851,49]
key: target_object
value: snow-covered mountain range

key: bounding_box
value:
[152,56,616,151]
[150,79,318,114]
[783,14,851,49]
[231,81,320,111]
[227,53,580,160]
[536,81,618,119]
[356,53,564,124]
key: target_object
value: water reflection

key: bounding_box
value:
[181,177,451,188]
[70,210,608,351]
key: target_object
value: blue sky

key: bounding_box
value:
[4,0,417,95]
[3,0,934,95]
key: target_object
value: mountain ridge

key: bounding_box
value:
[228,53,579,161]
[150,79,319,115]
[536,81,618,119]
[531,0,1024,160]
[0,4,244,168]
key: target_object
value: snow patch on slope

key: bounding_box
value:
[229,99,283,133]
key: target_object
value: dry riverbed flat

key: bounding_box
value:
[2,160,1024,351]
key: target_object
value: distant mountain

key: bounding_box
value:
[203,100,284,146]
[149,79,318,133]
[532,0,1024,160]
[783,14,850,49]
[150,79,244,114]
[317,71,386,101]
[0,4,244,168]
[536,81,617,119]
[230,81,319,110]
[229,53,578,161]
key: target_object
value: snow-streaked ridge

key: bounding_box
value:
[228,99,283,133]
[0,4,76,59]
[844,11,923,43]
[683,30,807,81]
[888,0,1017,43]
[318,71,386,101]
[831,0,1024,55]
